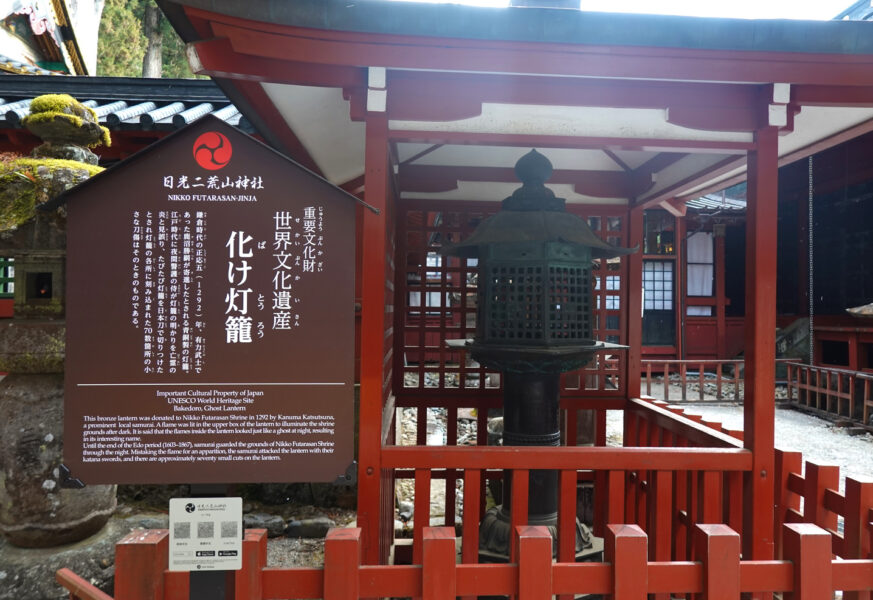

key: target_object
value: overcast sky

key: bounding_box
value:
[389,0,855,20]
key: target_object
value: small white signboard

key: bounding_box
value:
[168,497,243,571]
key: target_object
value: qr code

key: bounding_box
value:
[174,522,191,539]
[220,521,238,539]
[197,521,215,539]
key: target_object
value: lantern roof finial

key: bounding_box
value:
[504,149,564,211]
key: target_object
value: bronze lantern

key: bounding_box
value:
[442,149,635,561]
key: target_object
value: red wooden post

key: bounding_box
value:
[627,207,644,399]
[802,461,839,533]
[462,468,482,567]
[594,469,607,539]
[843,477,873,600]
[724,471,743,541]
[697,471,723,524]
[518,526,553,600]
[605,524,648,600]
[114,529,169,600]
[648,470,673,566]
[414,468,433,564]
[675,217,686,360]
[742,125,778,563]
[358,112,389,564]
[782,523,833,600]
[693,524,740,600]
[673,470,689,561]
[774,450,803,558]
[423,527,457,600]
[235,529,268,600]
[607,470,626,532]
[324,528,362,600]
[714,226,727,359]
[559,469,577,564]
[510,469,530,563]
[446,409,458,527]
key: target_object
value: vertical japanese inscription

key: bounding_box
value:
[271,206,325,331]
[132,210,206,373]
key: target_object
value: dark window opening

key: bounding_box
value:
[820,340,849,367]
[27,272,52,300]
[862,343,873,370]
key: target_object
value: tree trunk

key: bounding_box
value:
[142,4,163,78]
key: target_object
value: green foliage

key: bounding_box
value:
[97,0,147,76]
[97,0,198,78]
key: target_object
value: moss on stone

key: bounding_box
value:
[0,156,103,231]
[23,94,111,148]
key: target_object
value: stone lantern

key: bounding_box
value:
[442,149,635,561]
[0,94,115,547]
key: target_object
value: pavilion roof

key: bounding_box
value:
[158,0,873,209]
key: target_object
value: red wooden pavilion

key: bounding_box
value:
[66,1,873,597]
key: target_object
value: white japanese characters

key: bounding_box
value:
[131,210,206,374]
[224,231,254,344]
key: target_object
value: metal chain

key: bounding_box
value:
[808,155,814,366]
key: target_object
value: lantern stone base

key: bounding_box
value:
[478,504,601,563]
[0,373,116,548]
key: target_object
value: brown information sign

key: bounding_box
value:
[64,117,355,484]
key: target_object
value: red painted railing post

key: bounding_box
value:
[843,477,873,600]
[114,529,169,600]
[461,468,482,568]
[774,450,803,558]
[605,524,647,600]
[235,529,267,600]
[414,468,432,564]
[423,527,457,600]
[509,469,530,563]
[324,528,361,600]
[518,526,552,600]
[782,523,833,600]
[558,469,577,564]
[693,524,740,600]
[802,462,839,532]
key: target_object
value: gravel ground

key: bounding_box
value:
[606,402,873,492]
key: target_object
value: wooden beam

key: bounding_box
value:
[659,197,687,217]
[794,84,873,107]
[230,79,324,176]
[196,12,873,86]
[390,130,753,153]
[397,164,655,199]
[187,37,365,88]
[676,117,873,202]
[384,71,762,123]
[634,156,743,209]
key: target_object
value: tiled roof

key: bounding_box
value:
[0,74,252,133]
[686,194,747,212]
[0,54,61,76]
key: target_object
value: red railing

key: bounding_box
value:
[58,523,873,600]
[786,362,873,426]
[775,450,873,569]
[57,400,873,600]
[642,358,801,403]
[621,397,745,562]
[390,395,753,565]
